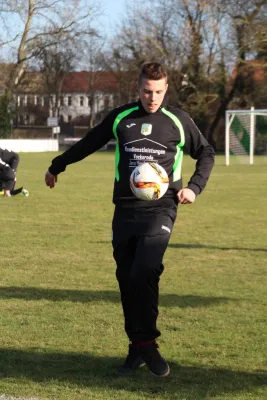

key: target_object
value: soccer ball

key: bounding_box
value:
[21,188,29,197]
[130,162,169,200]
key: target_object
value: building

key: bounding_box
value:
[14,70,137,129]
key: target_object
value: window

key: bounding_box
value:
[113,94,120,107]
[68,96,72,106]
[104,95,109,109]
[80,96,84,106]
[60,96,64,106]
[95,95,99,112]
[68,115,72,123]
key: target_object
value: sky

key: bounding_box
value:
[101,0,127,37]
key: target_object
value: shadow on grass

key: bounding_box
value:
[0,348,265,399]
[169,243,267,252]
[90,240,267,252]
[0,286,235,307]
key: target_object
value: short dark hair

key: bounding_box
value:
[138,62,168,86]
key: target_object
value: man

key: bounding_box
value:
[45,62,215,377]
[0,147,27,196]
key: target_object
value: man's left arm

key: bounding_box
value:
[179,115,215,203]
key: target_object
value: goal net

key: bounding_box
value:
[225,109,267,165]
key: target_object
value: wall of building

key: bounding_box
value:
[16,91,114,125]
[0,139,58,152]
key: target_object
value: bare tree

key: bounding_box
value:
[206,0,267,145]
[101,0,183,105]
[80,37,106,128]
[0,0,101,99]
[104,1,222,119]
[104,0,267,148]
[37,45,75,118]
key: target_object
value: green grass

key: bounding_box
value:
[0,152,266,400]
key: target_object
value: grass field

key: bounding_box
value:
[0,152,266,400]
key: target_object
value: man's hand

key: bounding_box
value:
[45,170,57,188]
[177,188,196,204]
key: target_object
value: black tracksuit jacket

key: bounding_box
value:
[49,100,215,207]
[0,148,20,190]
[0,148,20,172]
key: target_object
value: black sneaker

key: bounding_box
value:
[118,345,145,374]
[140,343,170,377]
[10,186,23,196]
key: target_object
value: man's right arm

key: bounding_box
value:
[47,111,116,177]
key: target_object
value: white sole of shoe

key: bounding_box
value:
[149,364,170,377]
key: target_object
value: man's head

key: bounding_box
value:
[138,62,168,113]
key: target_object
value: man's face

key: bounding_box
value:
[139,78,168,113]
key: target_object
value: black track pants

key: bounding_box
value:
[112,205,177,341]
[0,167,16,191]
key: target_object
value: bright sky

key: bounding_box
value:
[102,0,127,37]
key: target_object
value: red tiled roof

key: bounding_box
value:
[17,70,122,93]
[62,71,120,92]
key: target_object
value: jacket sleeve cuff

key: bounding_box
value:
[48,158,66,176]
[48,165,61,176]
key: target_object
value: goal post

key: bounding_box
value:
[225,108,267,165]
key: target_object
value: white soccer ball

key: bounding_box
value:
[22,188,29,197]
[130,162,169,200]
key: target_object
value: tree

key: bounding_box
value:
[103,0,267,149]
[104,0,224,130]
[101,0,183,105]
[206,0,267,146]
[0,94,13,137]
[0,0,101,136]
[0,0,101,101]
[38,45,76,119]
[80,37,106,128]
